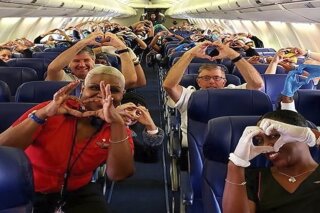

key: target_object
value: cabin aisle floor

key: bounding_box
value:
[107,63,169,213]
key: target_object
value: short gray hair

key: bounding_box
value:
[84,65,125,88]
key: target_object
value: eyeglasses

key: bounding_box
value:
[197,75,226,81]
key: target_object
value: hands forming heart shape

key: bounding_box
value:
[43,81,124,125]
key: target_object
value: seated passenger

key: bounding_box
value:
[247,33,264,48]
[265,48,298,74]
[0,65,134,213]
[0,46,12,63]
[118,92,164,163]
[95,53,111,66]
[278,63,320,111]
[45,31,139,89]
[223,109,320,213]
[163,41,264,147]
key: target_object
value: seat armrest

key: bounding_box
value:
[180,171,193,206]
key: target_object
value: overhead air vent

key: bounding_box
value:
[59,2,64,7]
[31,0,37,3]
[218,6,222,10]
[236,1,241,7]
[256,0,262,4]
[79,5,83,9]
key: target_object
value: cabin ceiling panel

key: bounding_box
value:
[0,0,136,17]
[166,0,320,23]
[0,7,29,16]
[287,8,320,22]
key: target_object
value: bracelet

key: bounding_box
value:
[225,179,246,186]
[147,127,159,135]
[231,55,242,63]
[28,110,46,125]
[116,48,129,54]
[109,136,129,144]
[134,61,140,66]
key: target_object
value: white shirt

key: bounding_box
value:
[166,83,247,147]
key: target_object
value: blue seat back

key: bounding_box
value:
[201,115,320,213]
[15,81,73,103]
[44,47,68,52]
[294,89,320,126]
[12,53,24,58]
[180,74,241,89]
[184,63,229,75]
[201,116,267,213]
[261,74,314,108]
[233,64,286,83]
[0,80,11,102]
[106,54,120,70]
[187,89,272,201]
[7,58,51,80]
[260,52,276,57]
[254,48,276,52]
[0,67,38,95]
[165,43,179,54]
[0,146,34,212]
[0,102,36,132]
[168,51,185,67]
[32,52,60,61]
[173,57,219,66]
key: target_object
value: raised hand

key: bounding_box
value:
[259,118,316,151]
[103,32,127,49]
[281,68,309,97]
[82,31,104,46]
[229,126,274,167]
[211,41,239,61]
[83,82,124,124]
[44,81,84,117]
[116,102,141,126]
[136,105,155,127]
[188,41,214,60]
[297,64,320,83]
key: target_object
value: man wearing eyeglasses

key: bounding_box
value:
[163,41,264,147]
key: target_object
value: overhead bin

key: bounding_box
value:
[228,0,253,10]
[189,2,212,13]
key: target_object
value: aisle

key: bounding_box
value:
[108,64,169,213]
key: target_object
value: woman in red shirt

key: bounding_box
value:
[0,65,134,213]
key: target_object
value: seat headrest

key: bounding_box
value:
[203,116,260,163]
[188,89,272,123]
[0,146,34,210]
[203,115,320,166]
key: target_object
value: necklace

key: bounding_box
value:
[277,169,316,183]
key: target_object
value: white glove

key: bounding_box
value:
[259,118,316,151]
[229,126,274,167]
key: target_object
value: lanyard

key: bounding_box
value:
[57,119,97,208]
